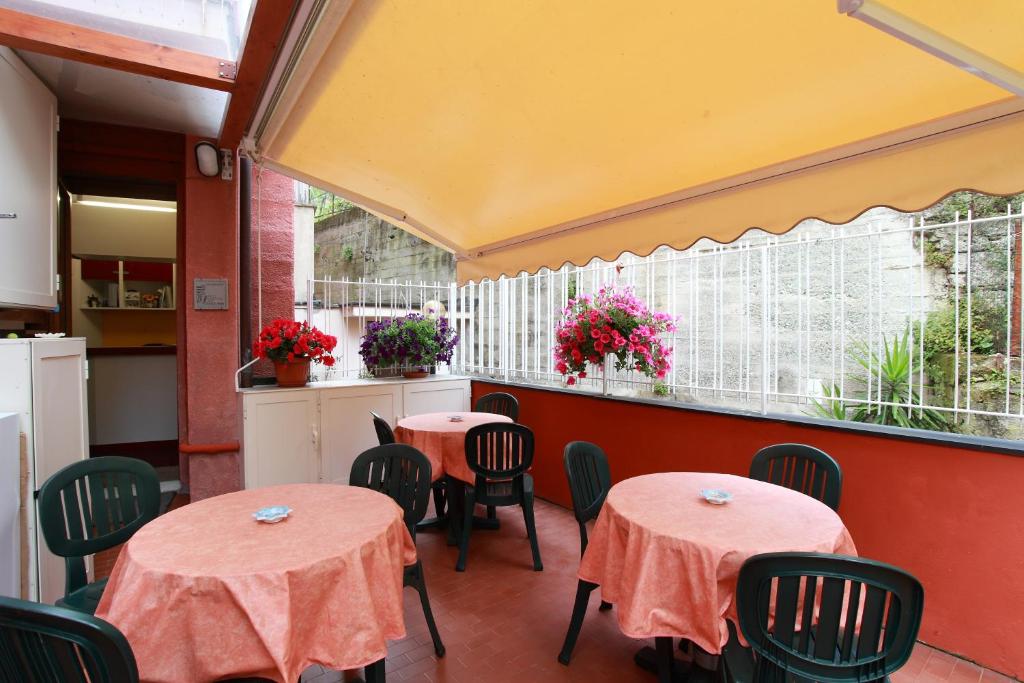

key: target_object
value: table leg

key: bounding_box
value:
[634,632,739,683]
[363,658,385,683]
[444,477,501,547]
[417,479,449,531]
[633,639,692,683]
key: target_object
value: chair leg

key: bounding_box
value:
[557,579,597,665]
[455,487,475,572]
[445,477,462,546]
[364,657,386,683]
[486,504,496,520]
[522,491,543,571]
[599,600,613,611]
[432,481,447,518]
[655,636,674,683]
[409,561,446,657]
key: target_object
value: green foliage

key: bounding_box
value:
[566,273,578,302]
[925,191,1024,225]
[309,187,357,221]
[343,246,354,262]
[652,381,670,397]
[809,384,849,421]
[849,330,950,431]
[923,302,995,362]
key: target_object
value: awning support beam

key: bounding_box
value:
[839,0,1024,97]
[0,7,235,92]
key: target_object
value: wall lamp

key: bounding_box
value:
[195,141,234,180]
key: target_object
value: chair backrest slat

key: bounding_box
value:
[0,596,139,682]
[370,411,396,445]
[350,443,432,540]
[473,392,519,421]
[37,457,160,595]
[562,441,611,527]
[737,553,924,683]
[750,443,842,511]
[464,423,534,482]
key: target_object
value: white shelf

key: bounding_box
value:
[81,307,176,311]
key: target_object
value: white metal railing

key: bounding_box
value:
[300,204,1024,439]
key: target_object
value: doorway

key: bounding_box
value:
[67,193,181,509]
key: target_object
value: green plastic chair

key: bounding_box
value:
[557,441,614,665]
[734,552,924,683]
[750,443,843,511]
[473,392,519,421]
[473,392,520,521]
[36,456,160,615]
[456,422,542,572]
[0,595,139,682]
[350,443,446,658]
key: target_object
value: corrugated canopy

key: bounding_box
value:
[255,0,1024,283]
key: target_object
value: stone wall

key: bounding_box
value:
[313,206,454,287]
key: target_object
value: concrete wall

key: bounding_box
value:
[314,206,454,284]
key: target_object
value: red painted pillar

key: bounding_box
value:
[249,168,296,379]
[179,137,241,499]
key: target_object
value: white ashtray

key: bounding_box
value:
[447,415,464,422]
[700,488,733,505]
[33,332,66,338]
[253,506,292,523]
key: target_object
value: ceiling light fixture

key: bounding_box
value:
[75,200,176,213]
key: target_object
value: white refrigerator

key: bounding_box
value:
[0,412,19,598]
[0,338,89,603]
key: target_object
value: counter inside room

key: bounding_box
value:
[69,196,179,493]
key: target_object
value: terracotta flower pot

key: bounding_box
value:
[274,358,311,387]
[402,369,430,379]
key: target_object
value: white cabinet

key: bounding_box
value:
[320,384,402,485]
[0,339,88,603]
[241,390,318,490]
[240,377,471,489]
[403,379,471,416]
[0,47,58,309]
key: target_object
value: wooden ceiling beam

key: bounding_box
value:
[218,1,301,149]
[0,7,235,92]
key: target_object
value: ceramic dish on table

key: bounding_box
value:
[253,506,292,523]
[700,488,733,505]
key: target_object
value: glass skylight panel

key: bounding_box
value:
[0,0,256,60]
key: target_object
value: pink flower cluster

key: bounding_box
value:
[553,285,676,385]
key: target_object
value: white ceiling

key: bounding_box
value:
[17,50,228,137]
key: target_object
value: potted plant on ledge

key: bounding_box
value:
[359,313,458,378]
[254,319,337,387]
[554,285,675,394]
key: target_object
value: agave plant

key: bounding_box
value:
[810,383,849,421]
[849,330,950,431]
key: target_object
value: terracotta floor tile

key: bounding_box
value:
[95,494,1016,683]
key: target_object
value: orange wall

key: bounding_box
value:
[471,380,1024,678]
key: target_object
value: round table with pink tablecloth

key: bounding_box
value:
[395,411,513,484]
[578,472,857,655]
[94,483,417,683]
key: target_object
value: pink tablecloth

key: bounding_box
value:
[578,472,856,654]
[95,484,417,683]
[395,411,513,484]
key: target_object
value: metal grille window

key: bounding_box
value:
[300,201,1024,441]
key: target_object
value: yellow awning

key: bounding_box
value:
[254,0,1024,283]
